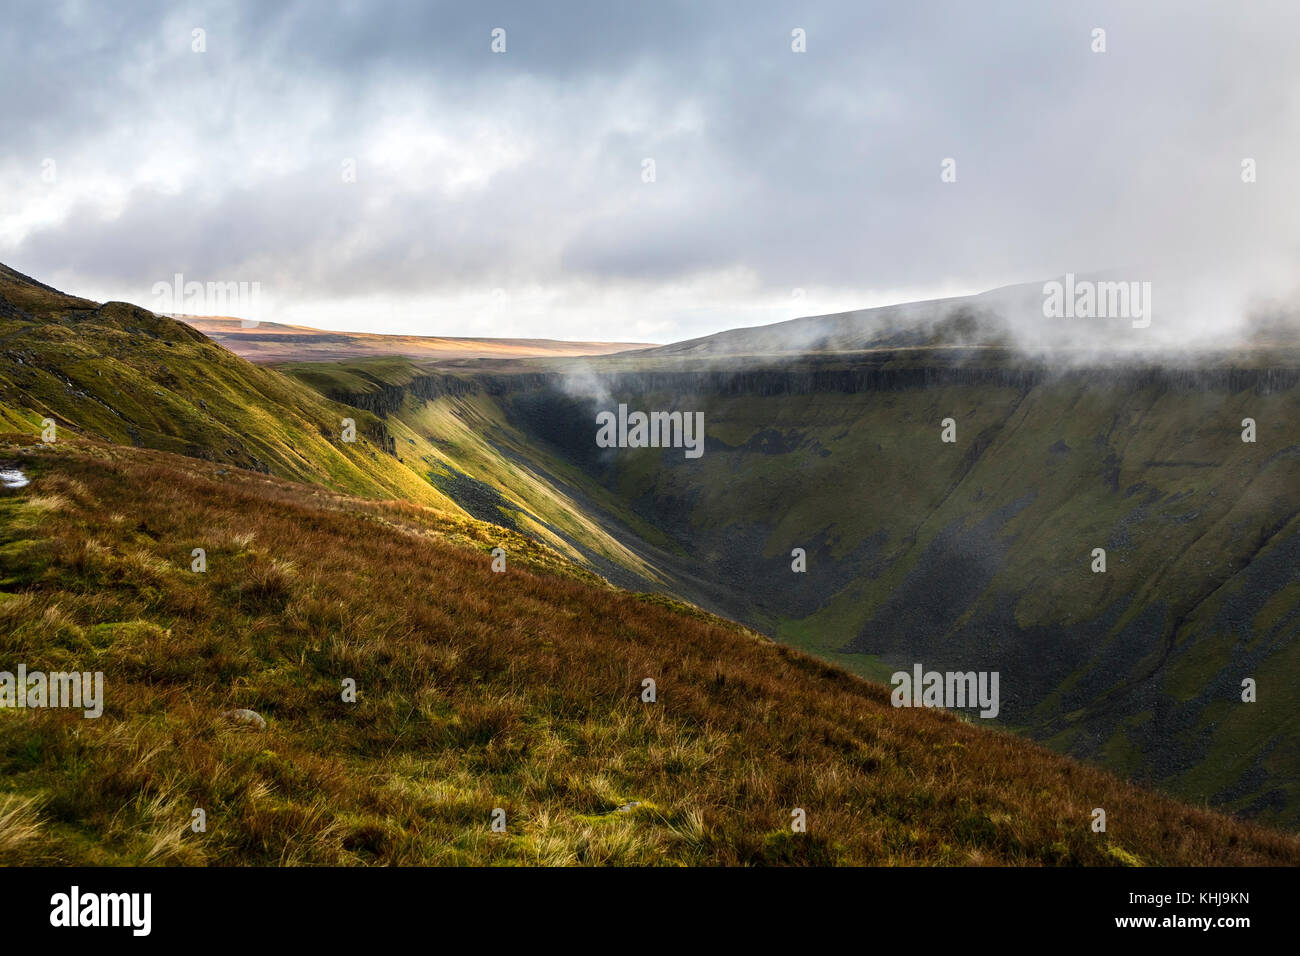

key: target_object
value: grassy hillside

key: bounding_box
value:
[0,265,461,513]
[278,357,672,588]
[1,436,1296,865]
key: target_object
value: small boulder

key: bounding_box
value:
[220,708,267,731]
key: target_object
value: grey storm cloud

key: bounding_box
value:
[2,0,1299,341]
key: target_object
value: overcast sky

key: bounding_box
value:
[2,1,1298,343]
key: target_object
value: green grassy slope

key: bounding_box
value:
[0,266,462,513]
[278,357,674,587]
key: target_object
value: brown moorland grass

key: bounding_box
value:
[0,437,1297,866]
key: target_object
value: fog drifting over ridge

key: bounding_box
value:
[2,0,1299,344]
[645,271,1300,361]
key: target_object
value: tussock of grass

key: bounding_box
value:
[0,794,44,855]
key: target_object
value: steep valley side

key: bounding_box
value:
[300,354,1300,829]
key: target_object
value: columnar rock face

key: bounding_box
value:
[329,359,1300,416]
[325,374,481,416]
[316,351,1300,829]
